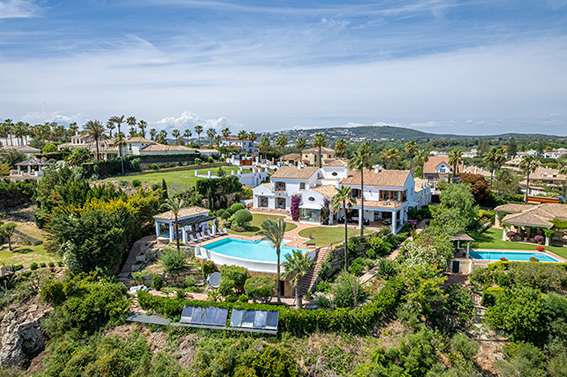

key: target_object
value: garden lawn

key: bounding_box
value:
[0,222,61,267]
[470,227,567,260]
[298,227,374,247]
[226,214,297,237]
[104,165,250,188]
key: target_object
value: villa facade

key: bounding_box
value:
[221,136,257,154]
[423,156,464,185]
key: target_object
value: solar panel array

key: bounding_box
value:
[180,306,279,334]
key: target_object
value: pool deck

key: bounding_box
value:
[195,233,314,250]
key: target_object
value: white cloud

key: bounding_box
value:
[550,113,560,117]
[0,0,41,18]
[154,111,245,133]
[21,111,87,124]
[408,121,437,128]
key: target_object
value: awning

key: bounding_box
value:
[299,203,322,210]
[407,201,419,207]
[177,214,215,227]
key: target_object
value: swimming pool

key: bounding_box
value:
[202,238,296,263]
[469,250,560,263]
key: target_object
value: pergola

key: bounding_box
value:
[14,157,51,176]
[451,233,475,258]
[153,207,215,244]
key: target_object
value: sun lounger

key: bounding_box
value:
[223,228,227,234]
[201,232,210,240]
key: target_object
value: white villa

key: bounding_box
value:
[221,136,257,154]
[253,163,432,233]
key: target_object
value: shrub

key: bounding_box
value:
[195,158,202,165]
[184,275,197,286]
[13,264,24,271]
[534,235,544,243]
[536,246,544,252]
[132,179,142,187]
[42,143,58,154]
[530,256,540,262]
[230,203,245,212]
[151,163,159,170]
[219,278,237,302]
[151,274,164,290]
[131,271,145,284]
[159,248,187,274]
[331,272,366,308]
[216,209,226,218]
[349,263,364,276]
[315,281,331,293]
[176,289,185,299]
[493,271,511,287]
[220,211,232,220]
[470,266,492,291]
[377,259,399,279]
[39,280,66,306]
[201,260,216,277]
[57,261,63,267]
[238,294,248,303]
[244,275,276,303]
[220,265,248,291]
[233,209,253,227]
[207,156,214,163]
[39,262,46,268]
[48,261,55,267]
[481,287,504,307]
[30,262,38,270]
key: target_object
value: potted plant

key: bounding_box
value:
[534,235,544,245]
[507,231,516,241]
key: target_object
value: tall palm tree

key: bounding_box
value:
[257,218,287,304]
[281,250,315,309]
[138,120,147,137]
[106,120,115,137]
[247,131,257,144]
[109,115,125,166]
[484,147,498,188]
[183,129,192,143]
[69,122,79,136]
[519,155,541,203]
[331,186,356,271]
[258,137,270,163]
[213,135,222,149]
[295,137,306,152]
[163,197,186,251]
[448,149,464,179]
[382,148,400,169]
[348,142,373,236]
[129,127,136,138]
[495,147,507,177]
[313,133,327,168]
[206,128,216,145]
[222,127,231,147]
[405,140,419,173]
[558,160,567,204]
[13,122,26,146]
[114,131,126,170]
[414,149,430,179]
[275,136,288,162]
[149,128,157,140]
[335,139,347,159]
[0,121,9,146]
[126,116,137,134]
[2,119,13,146]
[195,125,203,144]
[237,130,248,141]
[172,129,181,144]
[83,120,108,161]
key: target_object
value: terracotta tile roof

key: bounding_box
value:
[302,146,334,153]
[154,206,209,220]
[1,145,41,153]
[323,158,348,167]
[121,137,156,144]
[140,144,197,152]
[271,166,319,179]
[312,185,337,198]
[494,203,533,213]
[505,157,523,166]
[529,167,567,182]
[423,156,463,174]
[341,168,410,188]
[462,166,492,177]
[197,149,219,153]
[502,203,567,228]
[282,153,301,160]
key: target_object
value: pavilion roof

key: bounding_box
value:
[15,157,51,166]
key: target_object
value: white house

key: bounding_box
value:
[198,149,220,157]
[462,149,478,158]
[221,137,257,154]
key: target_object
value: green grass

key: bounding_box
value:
[298,227,374,247]
[470,227,567,259]
[225,214,297,237]
[104,165,250,187]
[0,222,61,266]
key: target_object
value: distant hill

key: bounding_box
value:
[275,125,561,141]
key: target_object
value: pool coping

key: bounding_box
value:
[469,248,567,263]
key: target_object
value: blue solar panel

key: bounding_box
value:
[241,310,255,328]
[265,311,279,330]
[214,308,229,326]
[230,310,244,327]
[191,307,203,324]
[180,306,194,323]
[203,307,217,325]
[253,311,267,329]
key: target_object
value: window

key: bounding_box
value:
[332,172,338,176]
[259,196,268,207]
[300,183,306,190]
[276,198,286,209]
[308,196,315,202]
[301,208,321,222]
[274,182,286,191]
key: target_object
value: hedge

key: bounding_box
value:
[487,261,567,272]
[481,287,504,307]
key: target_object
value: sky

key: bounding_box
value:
[1,0,567,136]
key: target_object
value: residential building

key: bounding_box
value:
[543,148,567,159]
[197,149,220,157]
[1,145,41,155]
[520,167,567,189]
[422,156,464,185]
[281,153,301,166]
[462,149,478,158]
[221,136,257,154]
[302,147,335,166]
[462,166,492,178]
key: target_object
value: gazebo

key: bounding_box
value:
[14,157,51,177]
[451,233,475,258]
[153,206,215,244]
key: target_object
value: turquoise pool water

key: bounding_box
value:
[469,250,560,262]
[204,238,296,263]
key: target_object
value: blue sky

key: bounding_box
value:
[1,0,567,135]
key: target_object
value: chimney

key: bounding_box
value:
[335,178,341,188]
[374,165,381,173]
[298,162,302,170]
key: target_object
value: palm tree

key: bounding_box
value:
[149,128,157,140]
[114,132,127,173]
[331,186,356,271]
[126,116,137,134]
[448,149,464,179]
[163,197,186,251]
[519,155,541,203]
[2,119,13,146]
[275,136,288,162]
[484,147,498,188]
[13,122,26,146]
[495,147,507,177]
[281,250,315,309]
[109,115,125,167]
[195,125,203,144]
[558,160,567,204]
[106,120,115,137]
[313,133,327,168]
[206,128,216,145]
[382,148,400,169]
[414,149,430,179]
[295,137,306,152]
[129,127,136,138]
[183,129,192,143]
[172,129,181,144]
[237,130,248,141]
[348,142,373,236]
[83,120,108,161]
[0,121,9,146]
[258,137,270,163]
[405,140,419,173]
[213,135,222,149]
[335,139,347,159]
[257,218,287,304]
[247,131,257,144]
[138,120,147,137]
[222,127,230,147]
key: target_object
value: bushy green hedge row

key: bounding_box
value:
[481,287,504,307]
[488,261,567,272]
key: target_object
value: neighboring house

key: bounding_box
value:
[302,147,335,166]
[1,145,41,155]
[138,144,197,155]
[462,149,478,158]
[516,149,538,157]
[153,206,214,245]
[462,166,492,178]
[520,167,567,189]
[197,149,220,157]
[221,136,257,154]
[281,153,301,166]
[252,163,421,233]
[543,148,567,159]
[414,178,434,208]
[422,156,464,184]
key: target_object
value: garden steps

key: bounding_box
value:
[298,244,334,295]
[118,235,156,281]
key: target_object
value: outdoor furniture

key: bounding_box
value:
[189,234,197,243]
[222,228,227,234]
[201,232,210,240]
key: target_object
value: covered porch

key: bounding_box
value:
[341,200,408,234]
[153,207,215,245]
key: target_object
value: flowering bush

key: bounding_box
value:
[500,257,508,261]
[400,241,450,270]
[530,256,540,262]
[409,220,418,226]
[290,194,301,221]
[507,231,516,238]
[534,235,544,242]
[536,246,545,252]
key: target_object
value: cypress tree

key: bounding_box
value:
[161,178,168,200]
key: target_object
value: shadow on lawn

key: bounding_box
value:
[469,231,495,245]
